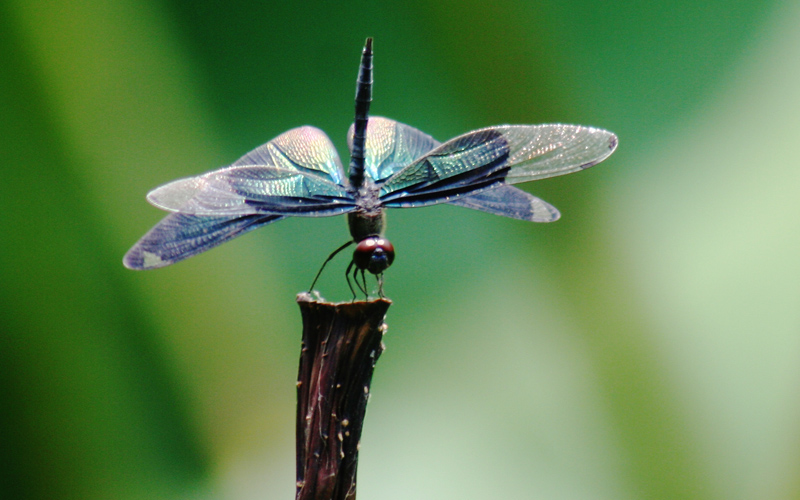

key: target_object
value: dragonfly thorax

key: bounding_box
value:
[347,209,386,242]
[348,177,385,242]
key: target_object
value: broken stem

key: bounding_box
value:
[295,293,391,500]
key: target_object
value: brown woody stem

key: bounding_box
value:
[295,293,391,500]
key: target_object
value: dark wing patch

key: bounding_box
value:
[447,185,560,222]
[123,213,281,270]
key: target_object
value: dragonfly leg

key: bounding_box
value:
[352,266,368,300]
[309,240,354,292]
[359,269,369,300]
[376,273,385,298]
[345,259,357,300]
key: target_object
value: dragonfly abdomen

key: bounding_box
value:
[349,37,373,189]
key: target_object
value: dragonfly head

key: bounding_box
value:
[353,237,395,275]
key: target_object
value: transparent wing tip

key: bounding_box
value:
[541,204,561,223]
[609,133,618,152]
[578,128,618,171]
[530,197,561,222]
[146,177,202,211]
[123,246,172,270]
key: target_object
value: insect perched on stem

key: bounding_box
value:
[124,38,618,298]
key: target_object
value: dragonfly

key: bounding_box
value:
[124,38,617,297]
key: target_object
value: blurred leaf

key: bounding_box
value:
[0,3,209,499]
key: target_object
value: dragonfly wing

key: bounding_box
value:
[380,128,512,206]
[493,124,617,183]
[147,165,354,216]
[380,124,616,207]
[347,116,440,182]
[146,126,354,216]
[234,126,347,183]
[448,185,560,222]
[123,212,282,270]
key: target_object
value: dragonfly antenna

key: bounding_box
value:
[349,37,373,189]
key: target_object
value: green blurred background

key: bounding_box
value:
[2,0,799,499]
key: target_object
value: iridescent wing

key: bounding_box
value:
[347,116,440,182]
[350,117,560,221]
[148,126,354,217]
[124,126,355,269]
[233,125,347,184]
[379,124,617,213]
[447,185,561,222]
[123,213,281,269]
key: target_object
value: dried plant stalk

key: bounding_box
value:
[295,293,391,500]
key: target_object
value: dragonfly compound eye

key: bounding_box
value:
[353,237,395,275]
